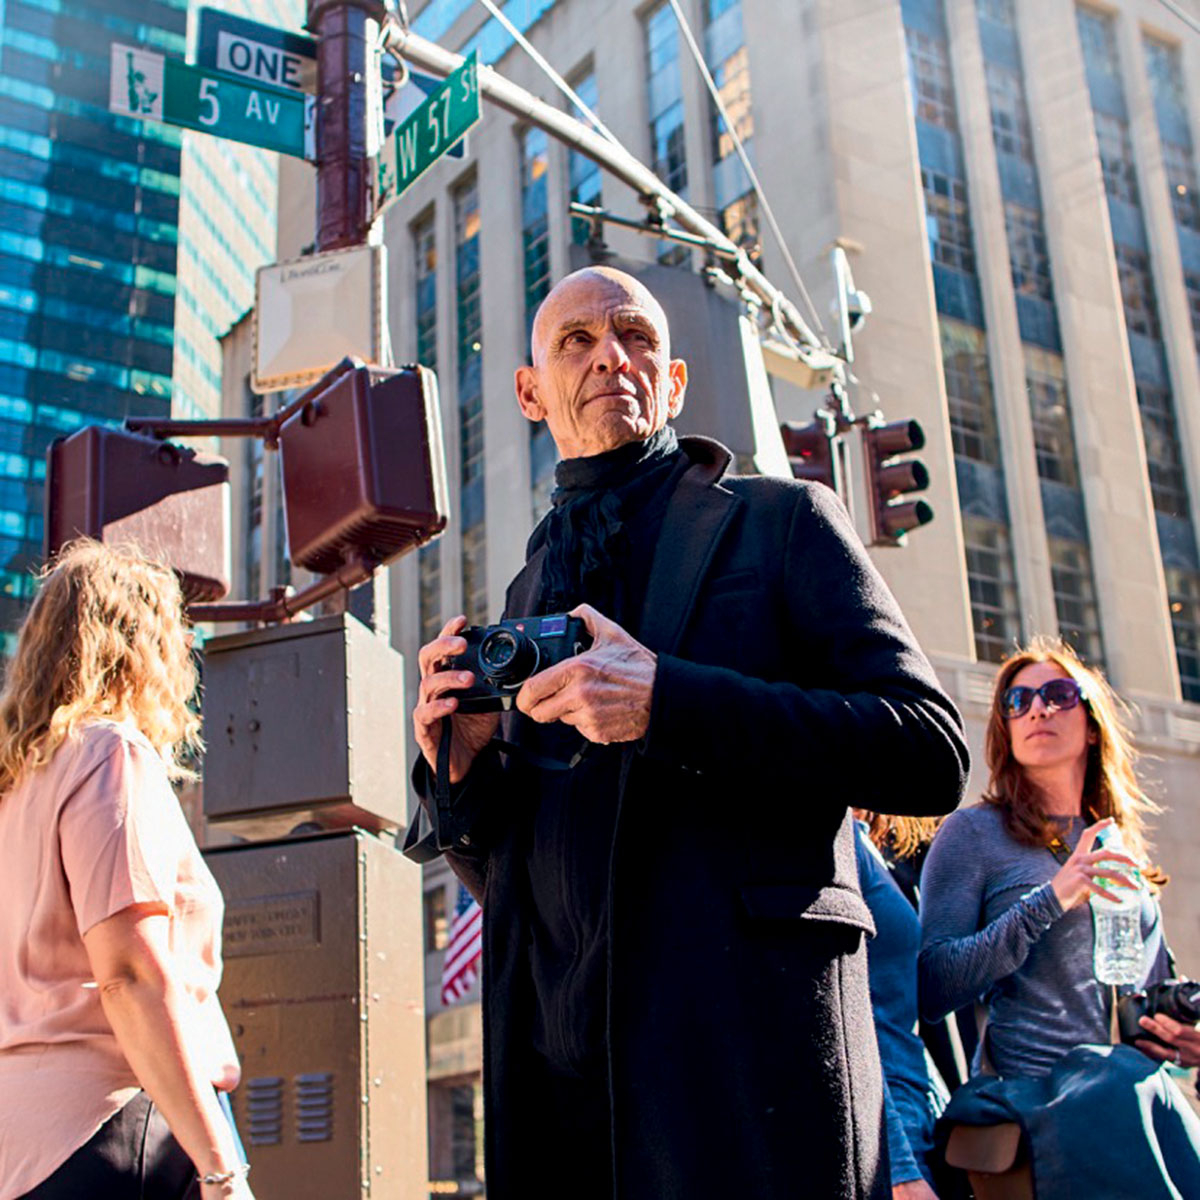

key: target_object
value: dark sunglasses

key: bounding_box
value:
[1001,678,1087,719]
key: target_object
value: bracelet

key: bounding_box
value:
[198,1162,250,1185]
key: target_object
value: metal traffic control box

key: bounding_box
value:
[201,613,405,837]
[205,830,427,1199]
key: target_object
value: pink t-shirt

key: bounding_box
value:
[0,720,226,1199]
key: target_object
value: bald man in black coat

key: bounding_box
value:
[410,267,968,1199]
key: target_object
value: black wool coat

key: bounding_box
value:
[426,436,969,1199]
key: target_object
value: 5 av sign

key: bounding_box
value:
[109,42,311,160]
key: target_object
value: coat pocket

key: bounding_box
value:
[738,883,877,938]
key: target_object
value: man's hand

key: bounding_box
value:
[414,616,500,784]
[516,603,656,744]
[1135,1012,1200,1069]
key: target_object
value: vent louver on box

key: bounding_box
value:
[295,1072,335,1143]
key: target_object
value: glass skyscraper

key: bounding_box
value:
[0,0,187,649]
[0,0,299,651]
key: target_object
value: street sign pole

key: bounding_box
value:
[307,0,390,253]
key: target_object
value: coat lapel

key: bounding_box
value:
[505,542,547,618]
[638,446,742,657]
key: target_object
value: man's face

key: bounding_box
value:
[515,269,687,459]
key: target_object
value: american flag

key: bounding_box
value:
[441,883,482,1005]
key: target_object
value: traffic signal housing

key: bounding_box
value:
[780,419,836,491]
[861,418,934,546]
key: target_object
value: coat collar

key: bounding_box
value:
[505,435,740,647]
[637,436,740,656]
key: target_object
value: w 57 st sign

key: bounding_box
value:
[376,53,480,215]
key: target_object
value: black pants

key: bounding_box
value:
[20,1091,199,1199]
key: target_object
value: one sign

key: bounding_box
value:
[196,8,317,94]
[110,42,310,160]
[377,53,480,214]
[253,244,387,393]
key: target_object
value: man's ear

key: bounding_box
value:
[667,358,687,419]
[515,365,545,422]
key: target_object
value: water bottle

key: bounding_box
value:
[1089,825,1144,986]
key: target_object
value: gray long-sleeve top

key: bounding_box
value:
[918,803,1170,1078]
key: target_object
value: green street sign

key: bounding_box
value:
[110,42,311,160]
[377,53,480,213]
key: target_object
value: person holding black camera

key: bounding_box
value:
[409,266,969,1199]
[919,638,1200,1197]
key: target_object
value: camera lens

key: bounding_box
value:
[478,627,539,687]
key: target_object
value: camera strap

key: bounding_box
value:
[433,717,588,852]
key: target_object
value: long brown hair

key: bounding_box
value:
[983,637,1159,868]
[0,539,200,795]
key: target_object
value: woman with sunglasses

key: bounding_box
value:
[918,638,1200,1195]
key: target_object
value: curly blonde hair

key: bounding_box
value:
[0,539,200,795]
[984,636,1160,871]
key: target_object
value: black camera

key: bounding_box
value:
[447,613,592,713]
[1117,979,1200,1047]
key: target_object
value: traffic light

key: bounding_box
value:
[780,420,836,491]
[45,427,231,601]
[861,418,933,546]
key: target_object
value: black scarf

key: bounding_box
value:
[533,426,682,617]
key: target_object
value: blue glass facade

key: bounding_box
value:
[0,0,186,648]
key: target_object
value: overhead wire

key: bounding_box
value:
[664,0,829,345]
[471,0,623,148]
[1155,0,1200,36]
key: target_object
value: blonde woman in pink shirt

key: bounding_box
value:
[0,541,253,1200]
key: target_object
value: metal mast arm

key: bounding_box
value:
[381,22,832,362]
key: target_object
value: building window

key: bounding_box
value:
[906,28,958,133]
[413,212,437,369]
[1160,139,1200,235]
[1166,566,1200,702]
[1025,349,1078,488]
[519,125,551,340]
[922,169,976,275]
[245,386,264,598]
[454,176,487,627]
[569,71,601,245]
[1076,6,1120,80]
[520,124,555,522]
[1115,242,1161,341]
[1050,538,1104,667]
[645,3,689,266]
[710,43,754,163]
[1144,35,1187,114]
[976,0,1015,26]
[1136,382,1190,518]
[418,542,443,646]
[720,190,760,259]
[428,1080,485,1193]
[1186,271,1200,356]
[985,61,1034,163]
[423,886,448,954]
[963,515,1021,664]
[1093,112,1140,208]
[1006,203,1053,301]
[941,321,1000,464]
